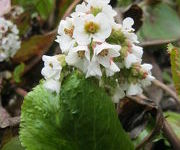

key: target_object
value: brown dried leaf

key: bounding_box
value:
[13,31,56,63]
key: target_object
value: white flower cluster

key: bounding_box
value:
[41,55,63,94]
[41,0,155,100]
[0,17,21,62]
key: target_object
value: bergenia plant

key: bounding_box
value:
[44,0,155,101]
[19,0,155,150]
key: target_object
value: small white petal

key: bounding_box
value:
[126,84,142,96]
[75,2,89,13]
[106,61,120,76]
[124,53,141,69]
[41,55,62,80]
[44,79,61,94]
[112,86,125,103]
[94,13,112,42]
[141,64,153,72]
[122,17,135,32]
[132,44,143,59]
[86,60,102,78]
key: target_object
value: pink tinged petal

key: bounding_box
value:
[44,79,61,94]
[126,84,143,96]
[0,0,11,17]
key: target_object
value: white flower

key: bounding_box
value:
[141,64,155,87]
[1,34,21,56]
[44,79,61,94]
[75,0,116,25]
[65,45,90,73]
[41,55,62,80]
[122,17,135,32]
[121,17,139,44]
[93,42,121,76]
[75,2,89,14]
[112,86,125,103]
[126,32,139,44]
[56,17,75,53]
[88,0,116,21]
[126,83,143,96]
[106,61,120,76]
[0,17,10,34]
[73,13,112,45]
[86,58,102,78]
[124,53,141,69]
[131,44,143,59]
[0,18,21,62]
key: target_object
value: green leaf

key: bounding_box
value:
[13,63,25,83]
[164,111,180,140]
[1,137,24,150]
[20,72,134,150]
[15,0,55,20]
[118,0,132,6]
[137,3,180,42]
[168,44,180,101]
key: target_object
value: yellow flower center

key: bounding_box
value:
[99,49,109,57]
[77,51,85,58]
[84,22,99,34]
[49,63,53,68]
[64,26,74,37]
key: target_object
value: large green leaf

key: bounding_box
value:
[15,0,55,20]
[164,111,180,140]
[137,3,180,42]
[1,137,24,150]
[20,72,134,150]
[168,44,180,101]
